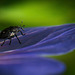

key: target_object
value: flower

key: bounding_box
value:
[0,23,75,75]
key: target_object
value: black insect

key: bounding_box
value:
[0,22,25,46]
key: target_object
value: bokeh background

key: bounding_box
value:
[0,0,75,75]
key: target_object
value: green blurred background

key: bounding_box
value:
[0,0,75,75]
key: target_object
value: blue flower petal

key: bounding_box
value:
[0,55,66,75]
[0,24,75,55]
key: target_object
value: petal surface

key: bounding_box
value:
[0,54,66,75]
[0,24,75,55]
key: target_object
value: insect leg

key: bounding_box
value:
[9,38,11,45]
[19,30,25,35]
[15,34,21,44]
[1,39,6,46]
[20,27,25,31]
[20,25,25,31]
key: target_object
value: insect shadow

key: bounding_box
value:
[0,21,25,46]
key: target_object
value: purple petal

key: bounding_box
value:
[0,24,75,55]
[0,55,65,75]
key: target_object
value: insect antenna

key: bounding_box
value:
[19,21,25,31]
